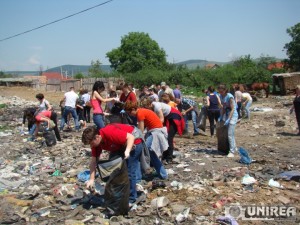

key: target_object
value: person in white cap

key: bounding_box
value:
[158,82,174,101]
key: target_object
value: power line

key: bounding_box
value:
[0,0,113,42]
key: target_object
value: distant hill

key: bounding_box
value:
[176,59,227,69]
[45,64,112,75]
[3,59,238,76]
[3,71,40,76]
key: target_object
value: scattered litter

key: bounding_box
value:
[175,207,190,223]
[268,178,284,189]
[241,174,256,185]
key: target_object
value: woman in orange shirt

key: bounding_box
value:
[124,101,168,180]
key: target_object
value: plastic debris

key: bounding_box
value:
[51,170,62,176]
[241,174,256,185]
[175,207,190,223]
[268,178,284,189]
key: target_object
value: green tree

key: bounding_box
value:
[106,32,168,73]
[89,60,102,77]
[284,23,300,71]
[74,73,84,79]
[256,54,277,69]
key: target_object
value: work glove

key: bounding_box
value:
[224,119,230,126]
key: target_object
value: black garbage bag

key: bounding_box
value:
[197,106,207,132]
[43,130,56,147]
[104,159,130,217]
[216,121,229,154]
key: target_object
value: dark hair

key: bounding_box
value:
[218,84,228,93]
[208,86,215,93]
[235,85,240,91]
[84,89,89,94]
[36,93,44,100]
[109,90,117,98]
[92,81,105,94]
[82,126,98,145]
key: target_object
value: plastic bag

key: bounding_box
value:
[97,156,123,182]
[43,130,56,147]
[104,159,130,217]
[197,106,207,132]
[216,121,229,154]
[238,147,252,164]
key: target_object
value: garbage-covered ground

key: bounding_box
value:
[0,86,299,225]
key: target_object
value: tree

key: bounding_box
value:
[88,60,102,77]
[106,32,168,73]
[284,23,300,71]
[74,73,84,79]
[256,54,277,69]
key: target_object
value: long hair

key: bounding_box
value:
[92,81,105,96]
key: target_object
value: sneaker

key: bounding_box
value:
[227,153,235,158]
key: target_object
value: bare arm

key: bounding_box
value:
[93,91,115,103]
[138,120,145,133]
[124,133,135,159]
[45,101,52,111]
[206,96,210,107]
[86,157,97,188]
[228,98,235,120]
[157,110,164,123]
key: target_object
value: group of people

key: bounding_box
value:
[21,81,300,207]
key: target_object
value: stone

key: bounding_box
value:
[277,195,290,204]
[151,197,169,208]
[64,220,84,225]
[171,204,186,214]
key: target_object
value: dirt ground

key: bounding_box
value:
[0,86,299,224]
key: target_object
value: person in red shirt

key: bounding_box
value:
[34,110,61,141]
[124,101,168,180]
[119,83,137,103]
[81,124,143,204]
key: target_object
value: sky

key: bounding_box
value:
[0,0,299,71]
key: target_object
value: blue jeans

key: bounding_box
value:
[127,142,143,203]
[29,124,36,135]
[93,114,105,131]
[146,134,168,180]
[184,110,200,134]
[60,106,79,130]
[245,100,252,119]
[228,117,237,154]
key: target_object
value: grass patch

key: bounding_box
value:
[0,125,10,131]
[0,104,7,109]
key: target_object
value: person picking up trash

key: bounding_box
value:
[81,125,144,205]
[218,84,238,158]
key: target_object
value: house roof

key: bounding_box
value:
[205,63,219,69]
[272,72,300,78]
[268,62,284,70]
[42,72,67,80]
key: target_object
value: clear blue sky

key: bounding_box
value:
[0,0,299,71]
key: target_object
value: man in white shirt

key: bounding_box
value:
[242,92,253,120]
[158,82,175,101]
[60,87,80,131]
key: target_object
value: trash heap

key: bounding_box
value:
[0,95,299,224]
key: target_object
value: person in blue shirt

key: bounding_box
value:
[217,84,238,157]
[181,97,200,136]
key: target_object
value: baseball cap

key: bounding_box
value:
[161,82,166,87]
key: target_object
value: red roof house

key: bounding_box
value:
[42,72,68,81]
[268,62,284,70]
